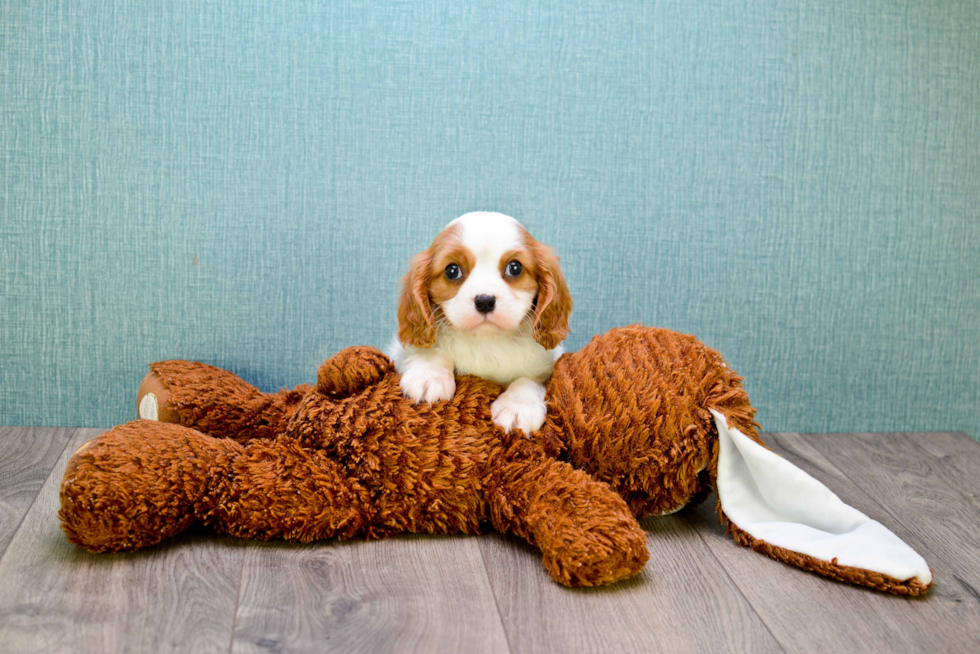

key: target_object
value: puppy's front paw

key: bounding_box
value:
[399,364,456,404]
[491,380,547,434]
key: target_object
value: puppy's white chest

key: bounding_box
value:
[438,332,559,386]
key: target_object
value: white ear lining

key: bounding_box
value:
[710,409,931,585]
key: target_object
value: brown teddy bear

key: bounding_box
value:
[58,326,932,594]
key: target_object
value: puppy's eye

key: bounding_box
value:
[505,260,523,277]
[445,263,463,281]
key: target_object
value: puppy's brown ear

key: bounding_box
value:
[531,244,572,350]
[397,251,436,348]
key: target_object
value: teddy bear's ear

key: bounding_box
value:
[710,409,932,595]
[316,347,394,398]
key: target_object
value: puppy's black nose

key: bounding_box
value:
[474,294,496,314]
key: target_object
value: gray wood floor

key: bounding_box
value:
[1,427,978,654]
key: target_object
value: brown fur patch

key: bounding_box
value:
[397,224,467,347]
[428,239,474,306]
[497,248,539,296]
[517,226,572,349]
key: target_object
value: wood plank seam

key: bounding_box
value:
[806,431,980,571]
[796,431,980,648]
[900,431,979,512]
[897,431,980,605]
[477,539,517,654]
[681,509,787,653]
[0,427,77,567]
[225,544,250,654]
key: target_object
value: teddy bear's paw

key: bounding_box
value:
[138,392,159,420]
[491,379,547,434]
[136,369,179,423]
[399,363,456,404]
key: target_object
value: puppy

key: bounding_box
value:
[388,212,572,434]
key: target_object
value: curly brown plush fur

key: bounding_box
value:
[58,326,927,593]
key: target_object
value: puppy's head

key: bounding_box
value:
[398,212,572,350]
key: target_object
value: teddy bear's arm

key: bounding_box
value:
[137,360,309,443]
[315,346,393,397]
[486,457,650,587]
[137,347,394,444]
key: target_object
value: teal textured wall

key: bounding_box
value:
[2,1,978,438]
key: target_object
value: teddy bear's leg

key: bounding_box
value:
[137,360,310,442]
[60,421,374,553]
[60,420,244,553]
[207,437,374,543]
[487,458,649,587]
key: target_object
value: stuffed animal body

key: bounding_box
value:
[59,326,932,594]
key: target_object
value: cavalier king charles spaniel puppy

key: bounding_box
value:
[388,212,572,434]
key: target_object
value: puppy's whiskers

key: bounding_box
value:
[520,312,540,341]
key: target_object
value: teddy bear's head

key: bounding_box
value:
[543,326,757,516]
